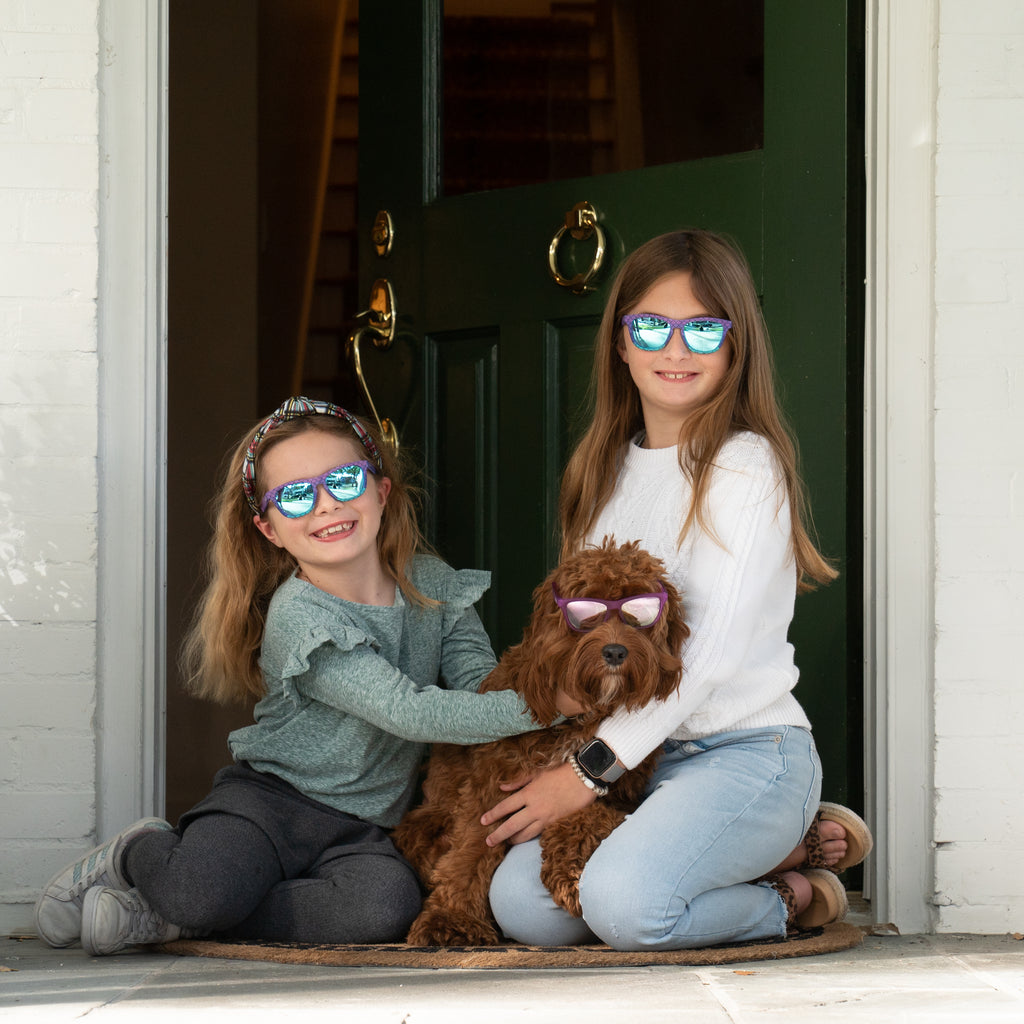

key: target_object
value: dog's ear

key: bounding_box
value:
[485,587,563,725]
[515,653,561,726]
[517,595,564,725]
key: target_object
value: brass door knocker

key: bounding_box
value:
[548,201,606,295]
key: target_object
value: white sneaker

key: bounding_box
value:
[34,817,173,948]
[81,886,183,956]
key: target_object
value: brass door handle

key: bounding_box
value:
[348,278,399,452]
[548,201,606,294]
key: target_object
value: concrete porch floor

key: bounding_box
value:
[3,903,1023,1023]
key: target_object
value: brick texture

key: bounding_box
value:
[933,1,1024,931]
[0,5,100,932]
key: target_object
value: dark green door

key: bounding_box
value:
[356,1,861,804]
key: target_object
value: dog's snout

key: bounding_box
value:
[602,643,628,667]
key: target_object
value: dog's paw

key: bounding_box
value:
[554,887,583,918]
[406,910,500,948]
[540,859,584,917]
[544,876,583,918]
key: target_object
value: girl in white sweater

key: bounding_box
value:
[485,229,869,949]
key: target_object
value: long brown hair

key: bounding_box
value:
[559,229,836,592]
[182,412,435,704]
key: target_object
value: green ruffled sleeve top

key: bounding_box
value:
[228,554,534,827]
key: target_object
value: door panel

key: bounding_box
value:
[424,315,606,640]
[356,1,860,803]
[430,329,500,625]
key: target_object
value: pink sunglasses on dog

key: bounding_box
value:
[552,585,668,632]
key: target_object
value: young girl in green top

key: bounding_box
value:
[35,397,538,955]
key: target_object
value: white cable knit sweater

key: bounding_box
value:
[590,431,812,769]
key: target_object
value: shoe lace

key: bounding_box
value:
[123,892,173,941]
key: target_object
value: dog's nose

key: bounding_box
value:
[602,643,628,667]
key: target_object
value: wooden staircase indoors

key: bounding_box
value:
[292,1,360,404]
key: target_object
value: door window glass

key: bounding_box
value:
[442,0,764,196]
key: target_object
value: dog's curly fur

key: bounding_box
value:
[392,538,689,947]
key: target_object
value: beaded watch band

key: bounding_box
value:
[568,754,609,797]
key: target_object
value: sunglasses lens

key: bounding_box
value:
[324,464,367,502]
[276,481,316,518]
[564,600,608,631]
[619,596,663,628]
[628,315,672,351]
[682,319,726,354]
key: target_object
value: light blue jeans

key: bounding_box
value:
[489,725,822,950]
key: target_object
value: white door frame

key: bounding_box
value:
[96,0,168,838]
[862,0,936,934]
[95,0,938,934]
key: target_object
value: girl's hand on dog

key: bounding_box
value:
[481,763,596,846]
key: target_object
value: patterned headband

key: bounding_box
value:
[241,396,383,515]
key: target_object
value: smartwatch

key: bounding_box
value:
[576,738,625,783]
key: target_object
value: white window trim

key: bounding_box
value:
[863,0,936,933]
[96,0,168,837]
[94,0,937,933]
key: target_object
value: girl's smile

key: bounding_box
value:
[311,520,356,539]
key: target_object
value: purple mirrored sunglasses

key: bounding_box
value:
[621,313,732,354]
[552,584,668,632]
[260,460,378,518]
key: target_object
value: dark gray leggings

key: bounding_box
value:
[124,763,422,943]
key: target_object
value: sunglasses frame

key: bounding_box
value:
[260,460,378,518]
[621,313,733,354]
[551,584,669,633]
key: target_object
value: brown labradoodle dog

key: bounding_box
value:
[392,538,688,946]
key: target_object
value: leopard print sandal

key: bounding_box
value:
[763,870,849,933]
[804,802,874,874]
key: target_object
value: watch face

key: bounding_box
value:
[578,740,616,777]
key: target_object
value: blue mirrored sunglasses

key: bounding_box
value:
[621,313,732,354]
[552,584,668,632]
[260,460,378,518]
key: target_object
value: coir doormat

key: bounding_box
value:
[157,921,863,969]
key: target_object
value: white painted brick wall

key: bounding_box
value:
[0,1,100,932]
[933,0,1024,932]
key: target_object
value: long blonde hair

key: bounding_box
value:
[559,229,837,592]
[182,411,434,704]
